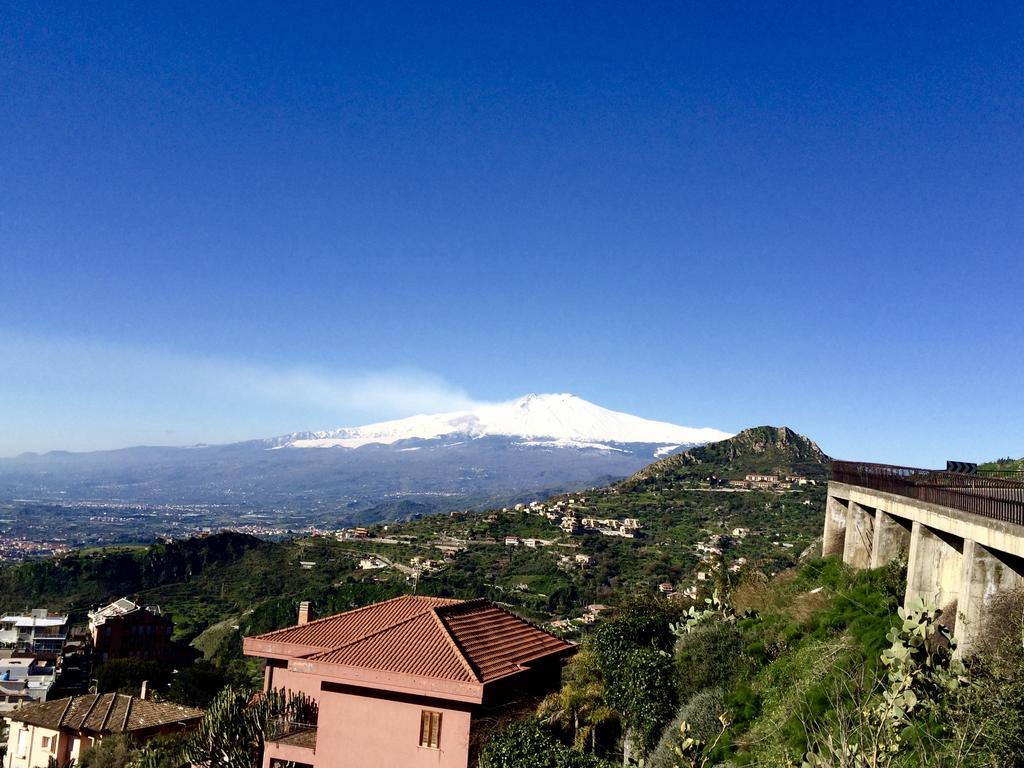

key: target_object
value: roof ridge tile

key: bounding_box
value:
[76,694,102,730]
[98,693,118,732]
[121,694,133,732]
[431,608,481,683]
[253,595,462,641]
[56,697,75,730]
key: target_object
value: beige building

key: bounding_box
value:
[2,693,201,768]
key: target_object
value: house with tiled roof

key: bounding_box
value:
[243,595,575,768]
[2,693,202,768]
[87,598,190,665]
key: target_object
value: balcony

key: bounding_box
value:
[265,719,318,767]
[268,722,317,749]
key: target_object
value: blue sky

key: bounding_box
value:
[1,2,1022,464]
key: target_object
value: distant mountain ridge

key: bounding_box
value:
[626,426,830,486]
[0,395,732,521]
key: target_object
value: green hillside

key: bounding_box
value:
[981,456,1024,475]
[16,427,1016,766]
[0,532,265,617]
[481,555,1024,768]
[0,425,830,689]
[626,426,830,486]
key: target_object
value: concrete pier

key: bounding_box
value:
[825,479,1024,654]
[842,501,874,569]
[956,542,1024,655]
[870,511,911,569]
[905,522,962,617]
[822,495,849,558]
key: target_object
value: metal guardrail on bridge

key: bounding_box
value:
[831,461,1024,526]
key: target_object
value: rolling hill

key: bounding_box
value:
[624,425,830,486]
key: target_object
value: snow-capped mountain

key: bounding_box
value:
[0,395,732,523]
[271,393,731,451]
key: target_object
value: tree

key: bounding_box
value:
[167,660,228,707]
[78,734,137,768]
[95,659,169,696]
[590,598,679,757]
[539,648,617,752]
[182,687,317,768]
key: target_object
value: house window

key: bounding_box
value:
[419,710,442,749]
[41,736,50,749]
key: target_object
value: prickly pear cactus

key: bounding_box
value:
[798,599,968,768]
[670,590,738,636]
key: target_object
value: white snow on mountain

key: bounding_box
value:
[654,444,683,458]
[275,393,732,451]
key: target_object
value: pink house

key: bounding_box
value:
[243,596,574,768]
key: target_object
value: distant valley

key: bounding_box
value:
[0,424,832,637]
[0,395,730,529]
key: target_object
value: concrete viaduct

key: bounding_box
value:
[824,461,1024,655]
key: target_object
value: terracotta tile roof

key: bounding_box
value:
[438,601,571,681]
[248,595,573,684]
[310,610,477,682]
[8,694,202,734]
[251,595,461,652]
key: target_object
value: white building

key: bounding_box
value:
[0,659,56,714]
[0,612,68,656]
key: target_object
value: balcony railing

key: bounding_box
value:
[832,461,1024,526]
[266,720,318,750]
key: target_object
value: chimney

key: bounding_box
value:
[140,680,148,700]
[298,601,313,626]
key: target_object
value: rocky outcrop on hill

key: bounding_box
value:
[625,426,830,485]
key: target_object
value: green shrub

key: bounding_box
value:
[674,621,746,698]
[646,688,726,768]
[95,659,169,695]
[678,687,728,745]
[479,719,613,768]
[724,684,761,731]
[591,600,678,755]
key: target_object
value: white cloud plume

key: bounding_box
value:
[204,362,481,416]
[0,332,484,452]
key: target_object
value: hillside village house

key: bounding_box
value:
[243,595,575,768]
[87,598,186,665]
[0,659,56,713]
[1,693,202,768]
[0,612,68,657]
